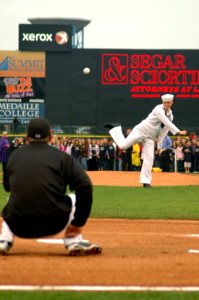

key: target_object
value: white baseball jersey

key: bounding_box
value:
[134,104,180,148]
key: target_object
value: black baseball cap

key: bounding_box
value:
[27,118,51,139]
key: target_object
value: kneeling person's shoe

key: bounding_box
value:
[65,241,102,256]
[0,240,13,255]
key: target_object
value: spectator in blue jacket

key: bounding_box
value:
[160,135,172,172]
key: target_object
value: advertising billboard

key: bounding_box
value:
[0,99,45,125]
[101,51,199,100]
[0,51,45,125]
[19,25,72,52]
[0,51,45,77]
[0,76,45,124]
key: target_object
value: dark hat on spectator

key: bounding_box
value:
[27,118,50,139]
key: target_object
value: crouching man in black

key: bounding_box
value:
[0,118,101,256]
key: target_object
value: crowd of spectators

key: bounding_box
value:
[0,131,198,173]
[153,133,199,173]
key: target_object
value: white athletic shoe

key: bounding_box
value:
[65,240,102,256]
[0,240,13,255]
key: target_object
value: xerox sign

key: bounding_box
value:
[19,25,72,52]
[22,33,53,42]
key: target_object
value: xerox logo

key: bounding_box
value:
[55,32,68,45]
[22,33,53,42]
[19,24,72,52]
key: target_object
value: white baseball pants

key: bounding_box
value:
[0,194,77,243]
[0,220,14,243]
[109,126,154,184]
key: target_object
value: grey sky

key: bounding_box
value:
[1,0,199,50]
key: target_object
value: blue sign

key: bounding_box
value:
[0,99,45,124]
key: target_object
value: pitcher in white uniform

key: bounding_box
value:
[105,94,187,187]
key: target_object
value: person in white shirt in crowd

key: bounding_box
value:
[104,94,187,188]
[176,142,184,172]
[65,138,73,155]
[88,139,99,171]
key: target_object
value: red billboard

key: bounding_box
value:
[101,51,199,100]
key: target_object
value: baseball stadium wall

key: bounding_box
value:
[0,49,199,133]
[46,49,199,133]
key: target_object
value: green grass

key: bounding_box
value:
[0,184,8,212]
[92,185,199,220]
[1,185,199,220]
[0,291,199,300]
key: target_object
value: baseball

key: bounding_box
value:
[83,67,91,75]
[55,31,68,45]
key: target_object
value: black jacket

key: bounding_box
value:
[2,143,92,238]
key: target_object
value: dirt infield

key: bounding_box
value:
[0,171,199,288]
[1,218,199,287]
[87,171,199,187]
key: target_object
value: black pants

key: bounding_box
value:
[160,150,171,172]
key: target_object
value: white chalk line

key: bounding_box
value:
[186,234,199,237]
[37,239,64,244]
[187,234,199,254]
[37,233,199,245]
[1,285,199,292]
[189,249,199,254]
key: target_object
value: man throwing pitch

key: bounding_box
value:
[105,94,187,187]
[0,118,101,256]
